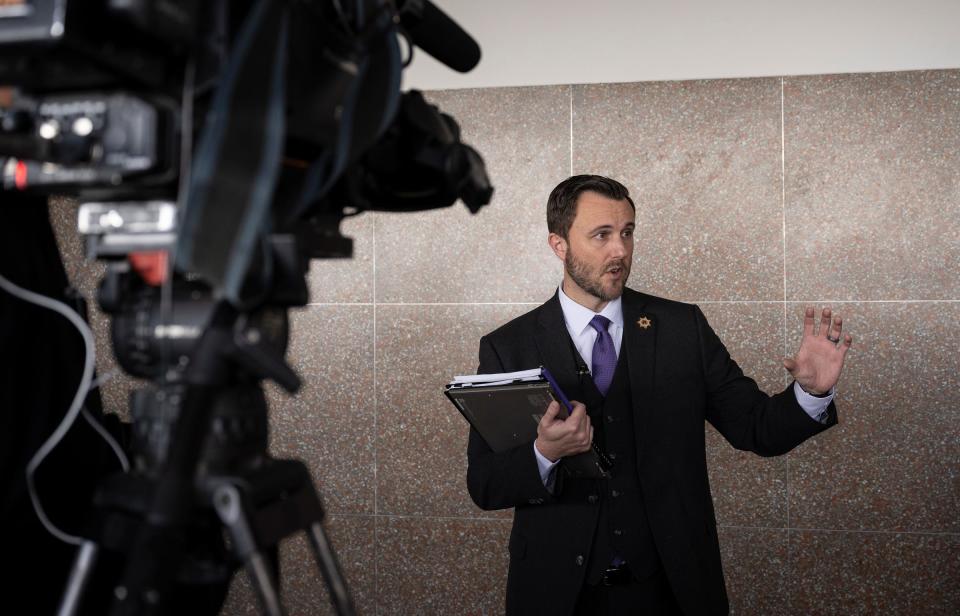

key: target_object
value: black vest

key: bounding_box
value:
[580,348,662,583]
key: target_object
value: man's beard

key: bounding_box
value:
[565,248,631,302]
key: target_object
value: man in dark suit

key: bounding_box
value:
[466,175,852,615]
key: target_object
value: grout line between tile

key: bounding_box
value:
[307,299,960,307]
[327,514,960,538]
[329,302,543,306]
[362,513,516,523]
[716,523,960,538]
[781,76,788,318]
[717,523,789,532]
[786,526,960,537]
[785,527,793,614]
[372,212,379,615]
[307,302,376,306]
[781,77,792,615]
[782,299,960,304]
[781,75,791,533]
[569,84,574,175]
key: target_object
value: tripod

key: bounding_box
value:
[57,295,356,616]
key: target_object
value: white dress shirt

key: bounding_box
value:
[533,285,834,486]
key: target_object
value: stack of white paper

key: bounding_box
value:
[448,368,543,388]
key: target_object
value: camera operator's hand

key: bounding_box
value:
[534,401,593,463]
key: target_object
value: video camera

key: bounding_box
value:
[0,1,491,614]
[0,0,491,252]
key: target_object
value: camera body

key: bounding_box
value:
[1,0,492,369]
[0,1,195,197]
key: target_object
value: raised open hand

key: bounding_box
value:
[783,307,853,395]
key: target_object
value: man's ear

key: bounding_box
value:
[548,233,567,261]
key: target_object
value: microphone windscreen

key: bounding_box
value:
[406,0,481,73]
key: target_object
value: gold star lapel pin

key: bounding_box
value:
[637,316,652,330]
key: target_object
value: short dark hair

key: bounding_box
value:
[546,175,635,238]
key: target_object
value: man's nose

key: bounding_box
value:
[609,236,628,259]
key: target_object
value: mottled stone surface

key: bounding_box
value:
[48,195,140,420]
[717,526,789,615]
[786,302,960,533]
[573,78,784,301]
[701,303,790,527]
[220,514,376,615]
[32,70,960,616]
[306,212,375,304]
[268,305,376,514]
[375,304,533,518]
[784,70,960,301]
[788,530,960,615]
[48,195,104,297]
[376,517,511,615]
[374,86,569,303]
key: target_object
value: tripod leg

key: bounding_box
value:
[245,551,285,616]
[213,484,286,616]
[306,522,356,616]
[57,541,99,616]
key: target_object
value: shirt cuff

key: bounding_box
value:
[793,381,835,424]
[533,441,560,489]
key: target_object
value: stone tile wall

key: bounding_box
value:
[52,69,959,615]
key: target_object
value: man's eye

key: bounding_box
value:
[595,232,607,239]
[623,229,634,238]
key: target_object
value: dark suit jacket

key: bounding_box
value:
[466,288,836,616]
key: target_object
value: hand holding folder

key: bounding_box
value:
[445,367,612,479]
[533,397,593,463]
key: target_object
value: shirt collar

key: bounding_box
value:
[557,284,624,336]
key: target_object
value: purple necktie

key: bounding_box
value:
[589,315,617,396]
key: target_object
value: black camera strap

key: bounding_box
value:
[176,0,289,308]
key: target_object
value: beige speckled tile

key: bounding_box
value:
[700,303,789,527]
[784,70,960,301]
[220,565,258,616]
[48,195,103,297]
[305,212,374,304]
[375,303,535,517]
[220,514,375,616]
[267,305,375,514]
[717,527,788,615]
[573,78,784,301]
[376,516,511,615]
[787,530,960,615]
[374,86,569,303]
[39,68,960,616]
[785,302,960,533]
[48,195,141,420]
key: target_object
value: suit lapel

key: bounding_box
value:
[533,292,597,409]
[622,289,657,451]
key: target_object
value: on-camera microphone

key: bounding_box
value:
[398,0,481,73]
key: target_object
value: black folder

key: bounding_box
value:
[445,374,610,479]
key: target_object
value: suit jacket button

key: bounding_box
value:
[587,494,598,504]
[575,555,584,566]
